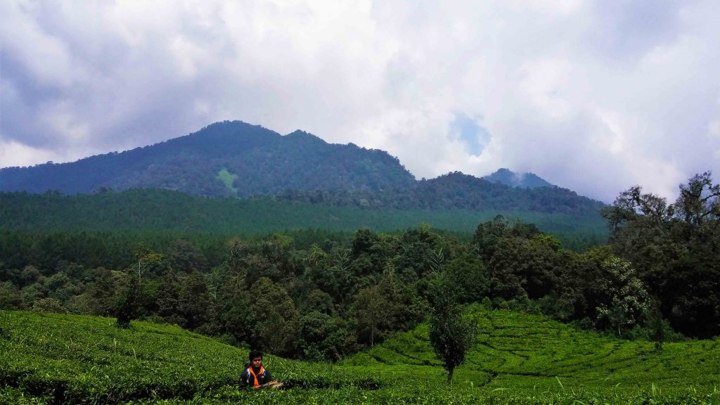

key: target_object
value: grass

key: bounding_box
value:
[215,168,238,194]
[2,307,719,404]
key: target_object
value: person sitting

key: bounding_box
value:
[239,350,281,389]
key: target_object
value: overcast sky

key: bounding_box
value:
[2,1,719,202]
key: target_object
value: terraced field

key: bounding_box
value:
[344,308,720,398]
[2,308,719,403]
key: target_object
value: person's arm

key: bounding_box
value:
[239,369,249,388]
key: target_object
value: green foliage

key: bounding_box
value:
[427,276,475,382]
[593,256,650,336]
[444,252,489,304]
[0,310,380,403]
[216,168,239,194]
[0,190,607,246]
[0,311,248,402]
[4,307,720,403]
[249,277,301,356]
[113,272,141,328]
[603,171,720,337]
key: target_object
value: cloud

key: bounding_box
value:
[1,0,719,202]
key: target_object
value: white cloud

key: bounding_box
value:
[1,0,719,202]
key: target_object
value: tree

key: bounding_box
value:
[351,265,420,348]
[428,275,475,383]
[31,297,66,313]
[249,277,300,356]
[473,216,540,262]
[307,248,356,305]
[444,251,489,304]
[351,284,386,347]
[156,270,183,325]
[85,268,116,316]
[113,272,141,328]
[488,235,563,301]
[0,282,23,309]
[167,239,208,273]
[675,171,720,227]
[176,271,211,330]
[302,288,335,315]
[594,256,650,336]
[298,311,353,361]
[603,172,720,337]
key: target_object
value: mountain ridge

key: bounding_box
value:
[0,121,416,196]
[483,168,554,189]
[0,120,604,215]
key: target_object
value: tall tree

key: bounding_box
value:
[428,274,475,383]
[113,271,141,328]
[351,284,386,347]
[249,277,300,356]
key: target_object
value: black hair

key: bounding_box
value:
[249,350,263,361]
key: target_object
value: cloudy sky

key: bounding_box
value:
[2,0,719,202]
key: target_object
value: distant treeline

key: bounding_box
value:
[0,188,607,250]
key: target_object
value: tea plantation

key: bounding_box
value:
[1,308,719,404]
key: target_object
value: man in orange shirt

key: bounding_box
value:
[239,350,279,389]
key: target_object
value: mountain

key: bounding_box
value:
[0,121,604,217]
[483,168,554,189]
[0,121,416,197]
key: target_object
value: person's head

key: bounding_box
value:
[249,350,263,368]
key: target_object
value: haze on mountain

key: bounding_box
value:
[483,168,554,189]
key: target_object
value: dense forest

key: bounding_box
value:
[277,171,602,215]
[0,189,607,250]
[1,172,718,360]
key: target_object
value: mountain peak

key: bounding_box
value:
[0,120,415,196]
[285,130,327,144]
[483,168,554,189]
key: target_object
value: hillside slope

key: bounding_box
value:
[342,307,720,392]
[0,311,374,403]
[2,308,718,403]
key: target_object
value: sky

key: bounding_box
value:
[1,0,719,202]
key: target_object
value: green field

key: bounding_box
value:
[2,307,718,404]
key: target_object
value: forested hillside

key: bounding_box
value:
[0,189,607,248]
[0,121,415,196]
[279,171,602,215]
[3,171,719,359]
